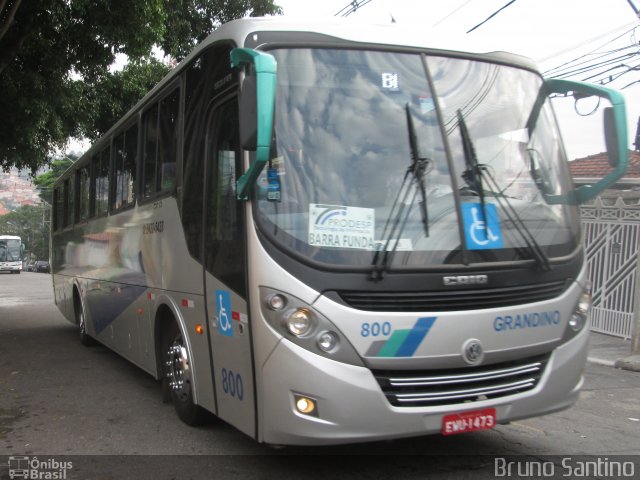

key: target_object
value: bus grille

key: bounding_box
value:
[337,281,567,312]
[372,355,549,407]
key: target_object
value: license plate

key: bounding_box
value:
[441,408,496,435]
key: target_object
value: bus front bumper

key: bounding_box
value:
[0,265,21,272]
[260,325,589,446]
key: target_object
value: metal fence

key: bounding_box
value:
[581,196,640,339]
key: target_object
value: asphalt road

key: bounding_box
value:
[1,272,639,479]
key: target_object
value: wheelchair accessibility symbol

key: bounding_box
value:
[216,289,234,337]
[462,203,504,250]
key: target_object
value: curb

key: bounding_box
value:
[586,356,615,367]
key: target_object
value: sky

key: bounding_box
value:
[274,0,640,159]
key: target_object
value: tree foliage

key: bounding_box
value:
[0,0,281,174]
[163,0,282,60]
[32,155,76,205]
[0,205,50,260]
[82,59,172,141]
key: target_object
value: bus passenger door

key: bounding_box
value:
[203,97,255,438]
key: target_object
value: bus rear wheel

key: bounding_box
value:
[163,322,207,425]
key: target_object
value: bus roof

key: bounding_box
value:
[209,17,535,62]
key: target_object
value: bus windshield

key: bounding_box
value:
[255,48,580,269]
[0,238,21,262]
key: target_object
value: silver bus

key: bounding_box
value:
[0,235,24,274]
[51,18,628,445]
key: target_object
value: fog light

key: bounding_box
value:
[267,294,286,311]
[284,308,312,336]
[317,331,338,352]
[294,395,317,416]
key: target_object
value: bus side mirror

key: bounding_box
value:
[239,72,258,150]
[230,48,277,201]
[544,78,628,204]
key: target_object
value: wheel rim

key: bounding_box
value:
[166,335,191,402]
[79,309,86,335]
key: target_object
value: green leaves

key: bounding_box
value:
[0,205,50,260]
[32,156,75,205]
[81,58,171,141]
[0,0,281,174]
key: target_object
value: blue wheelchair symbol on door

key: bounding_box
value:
[215,289,233,337]
[462,203,504,250]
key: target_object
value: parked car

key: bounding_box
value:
[34,260,50,273]
[26,262,35,272]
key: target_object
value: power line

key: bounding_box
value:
[432,0,474,27]
[543,43,637,77]
[466,0,518,34]
[541,20,640,90]
[546,50,638,79]
[335,0,373,17]
[538,21,638,64]
[584,60,640,86]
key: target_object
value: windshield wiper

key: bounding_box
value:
[456,110,550,271]
[458,110,489,225]
[370,104,430,281]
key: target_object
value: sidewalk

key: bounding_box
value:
[587,331,639,371]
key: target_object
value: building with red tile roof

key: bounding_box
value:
[569,150,640,188]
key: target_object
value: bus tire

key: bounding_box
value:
[163,321,207,425]
[75,292,97,347]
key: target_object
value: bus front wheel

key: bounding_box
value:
[75,292,96,346]
[162,322,207,425]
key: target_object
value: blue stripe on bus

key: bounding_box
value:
[372,316,437,357]
[394,317,437,357]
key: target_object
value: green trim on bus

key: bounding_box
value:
[230,48,277,201]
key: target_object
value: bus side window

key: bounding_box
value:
[53,187,62,231]
[90,147,110,218]
[77,166,90,222]
[96,146,110,216]
[143,104,159,198]
[113,124,138,211]
[204,100,246,297]
[90,155,99,217]
[142,87,179,199]
[158,89,179,192]
[183,44,235,264]
[63,177,74,228]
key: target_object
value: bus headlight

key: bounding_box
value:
[576,289,592,316]
[564,285,591,340]
[569,289,591,332]
[284,308,313,337]
[317,331,338,352]
[267,293,286,311]
[260,287,364,367]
